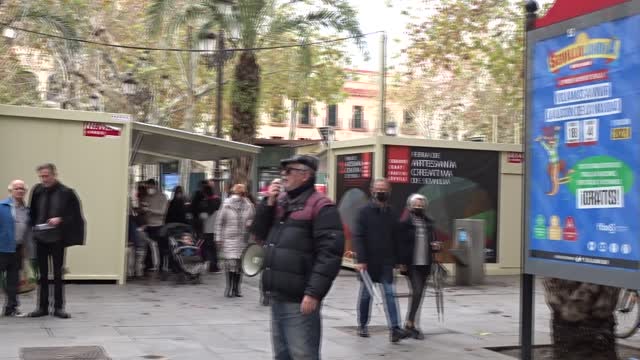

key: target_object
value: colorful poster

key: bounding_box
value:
[529,16,640,270]
[385,146,499,263]
[335,153,374,263]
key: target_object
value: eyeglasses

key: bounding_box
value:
[282,167,307,175]
[13,187,26,191]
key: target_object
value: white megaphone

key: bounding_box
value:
[241,244,265,277]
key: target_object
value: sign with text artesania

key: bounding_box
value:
[385,146,499,263]
[528,16,640,271]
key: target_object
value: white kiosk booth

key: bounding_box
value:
[319,135,523,275]
[0,105,261,284]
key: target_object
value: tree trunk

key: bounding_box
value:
[289,99,298,140]
[544,278,620,360]
[230,51,260,185]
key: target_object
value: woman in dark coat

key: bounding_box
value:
[165,186,188,224]
[397,193,441,340]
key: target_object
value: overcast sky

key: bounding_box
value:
[347,0,556,71]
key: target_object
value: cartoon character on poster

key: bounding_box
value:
[534,126,573,196]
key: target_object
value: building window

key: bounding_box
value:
[300,103,311,125]
[327,104,337,127]
[403,110,415,124]
[352,106,364,129]
[269,96,286,123]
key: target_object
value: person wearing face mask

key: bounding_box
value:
[142,179,169,279]
[353,178,408,343]
[214,184,254,297]
[397,194,442,340]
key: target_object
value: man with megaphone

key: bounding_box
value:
[251,155,344,360]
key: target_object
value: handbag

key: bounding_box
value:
[32,223,62,244]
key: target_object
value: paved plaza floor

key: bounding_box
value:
[0,272,637,360]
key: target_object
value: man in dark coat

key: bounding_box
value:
[28,163,85,319]
[353,178,407,342]
[251,155,344,360]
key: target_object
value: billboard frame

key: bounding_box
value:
[523,0,640,289]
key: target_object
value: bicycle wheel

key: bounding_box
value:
[615,289,640,339]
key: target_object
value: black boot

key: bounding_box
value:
[233,272,243,297]
[224,271,233,298]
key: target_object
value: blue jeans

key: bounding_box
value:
[358,266,400,329]
[271,300,321,360]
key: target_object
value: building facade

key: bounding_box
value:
[257,69,421,141]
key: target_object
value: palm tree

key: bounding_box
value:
[147,0,363,183]
[544,278,620,359]
[0,0,81,106]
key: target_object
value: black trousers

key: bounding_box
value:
[146,226,173,273]
[0,251,19,311]
[36,241,65,311]
[202,233,219,272]
[406,265,430,325]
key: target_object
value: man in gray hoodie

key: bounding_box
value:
[143,179,168,278]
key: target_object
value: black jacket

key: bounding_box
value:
[352,201,400,282]
[396,213,438,266]
[29,182,86,247]
[165,198,188,224]
[191,190,221,232]
[251,187,345,302]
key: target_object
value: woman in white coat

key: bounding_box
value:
[214,184,255,297]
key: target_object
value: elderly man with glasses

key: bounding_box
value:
[252,155,345,360]
[0,180,31,317]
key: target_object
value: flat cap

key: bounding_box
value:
[280,154,319,172]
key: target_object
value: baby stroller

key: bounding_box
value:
[161,223,208,284]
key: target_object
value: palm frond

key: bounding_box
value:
[146,0,177,37]
[20,8,81,53]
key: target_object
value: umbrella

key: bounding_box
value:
[360,270,384,313]
[431,261,447,322]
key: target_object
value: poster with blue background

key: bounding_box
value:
[529,14,640,270]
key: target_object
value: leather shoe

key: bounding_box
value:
[358,326,370,338]
[53,309,71,319]
[405,326,425,340]
[390,327,408,343]
[3,308,24,317]
[28,309,48,318]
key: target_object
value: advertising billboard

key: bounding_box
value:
[525,4,640,287]
[385,146,499,263]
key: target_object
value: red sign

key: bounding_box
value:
[507,152,523,164]
[563,216,578,241]
[361,153,372,178]
[535,0,628,29]
[83,123,122,138]
[386,146,410,183]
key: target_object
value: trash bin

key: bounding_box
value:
[449,219,485,286]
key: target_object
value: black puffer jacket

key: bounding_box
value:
[252,186,345,302]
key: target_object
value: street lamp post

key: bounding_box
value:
[385,121,397,136]
[198,30,233,139]
[122,74,138,96]
[318,126,335,197]
[2,27,16,40]
[199,28,234,181]
[89,93,101,111]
